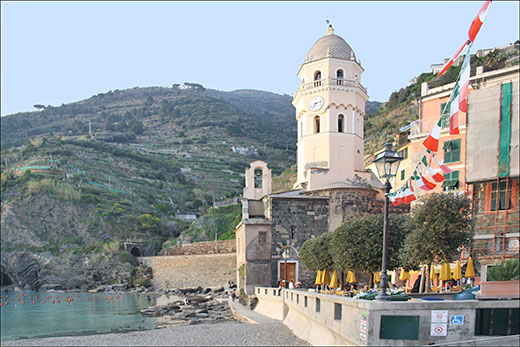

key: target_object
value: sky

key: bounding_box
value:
[1,1,519,116]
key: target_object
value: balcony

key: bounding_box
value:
[410,114,450,138]
[299,78,367,95]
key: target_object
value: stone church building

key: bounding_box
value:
[235,25,404,297]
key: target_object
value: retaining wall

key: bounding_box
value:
[254,287,520,346]
[158,240,236,256]
[140,253,236,288]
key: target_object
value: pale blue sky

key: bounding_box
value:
[1,1,519,116]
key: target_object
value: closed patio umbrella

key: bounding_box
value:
[346,270,356,283]
[315,270,322,285]
[329,269,338,289]
[399,268,408,281]
[373,271,381,283]
[321,269,331,285]
[453,260,463,281]
[465,257,475,278]
[439,262,451,281]
[430,263,435,281]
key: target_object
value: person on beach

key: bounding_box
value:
[183,297,189,306]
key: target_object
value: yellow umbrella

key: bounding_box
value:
[453,260,462,281]
[346,270,356,283]
[329,269,338,289]
[315,270,322,285]
[321,269,331,285]
[399,268,408,281]
[430,263,435,281]
[373,271,381,283]
[465,257,475,278]
[439,262,451,281]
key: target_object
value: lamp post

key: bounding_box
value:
[282,249,290,284]
[372,142,404,301]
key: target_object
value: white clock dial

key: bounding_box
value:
[308,96,324,111]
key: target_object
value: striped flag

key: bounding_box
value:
[458,43,472,114]
[421,156,446,182]
[403,182,417,204]
[449,84,461,135]
[469,0,492,42]
[433,154,453,174]
[438,39,469,77]
[417,168,437,191]
[423,119,442,152]
[438,1,492,77]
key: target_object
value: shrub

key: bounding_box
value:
[487,259,519,281]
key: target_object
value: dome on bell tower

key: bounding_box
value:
[305,25,356,62]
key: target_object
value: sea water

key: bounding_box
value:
[0,290,179,341]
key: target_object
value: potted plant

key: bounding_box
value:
[479,259,519,299]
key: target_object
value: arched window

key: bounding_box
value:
[336,69,344,85]
[338,114,344,133]
[314,71,322,87]
[314,116,321,134]
[254,168,263,188]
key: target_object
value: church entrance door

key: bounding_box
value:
[279,262,297,284]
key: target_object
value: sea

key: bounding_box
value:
[0,290,180,342]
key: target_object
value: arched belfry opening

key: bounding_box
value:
[314,116,321,134]
[314,71,322,87]
[254,168,263,188]
[338,114,345,133]
[243,160,272,201]
[336,69,344,85]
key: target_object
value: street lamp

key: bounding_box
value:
[372,142,403,301]
[282,249,290,284]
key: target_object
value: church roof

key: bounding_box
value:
[305,26,356,63]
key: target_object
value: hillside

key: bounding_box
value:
[364,44,520,156]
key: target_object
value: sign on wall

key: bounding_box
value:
[431,310,448,323]
[431,324,448,336]
[431,310,448,336]
[450,315,464,326]
[360,312,367,341]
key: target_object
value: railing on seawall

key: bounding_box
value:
[253,287,520,346]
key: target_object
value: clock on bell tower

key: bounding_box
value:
[292,25,370,191]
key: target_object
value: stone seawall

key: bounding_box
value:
[158,240,236,256]
[140,253,236,289]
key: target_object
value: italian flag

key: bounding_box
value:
[389,193,399,207]
[403,182,417,204]
[438,39,469,77]
[433,154,453,174]
[469,0,492,43]
[458,44,472,114]
[449,84,461,135]
[417,168,437,191]
[422,156,445,182]
[423,119,442,152]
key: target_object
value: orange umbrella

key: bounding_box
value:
[373,271,381,283]
[329,270,338,289]
[346,270,356,283]
[321,269,331,285]
[453,260,462,281]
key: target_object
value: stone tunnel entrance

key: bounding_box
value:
[130,246,141,257]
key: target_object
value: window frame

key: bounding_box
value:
[443,139,461,163]
[442,170,460,191]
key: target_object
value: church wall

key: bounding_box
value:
[269,197,330,288]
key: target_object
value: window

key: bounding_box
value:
[334,303,342,321]
[304,296,308,307]
[336,69,344,85]
[440,102,450,128]
[400,169,406,181]
[314,116,321,134]
[442,170,459,191]
[490,181,512,211]
[315,298,320,312]
[338,115,344,133]
[258,231,267,244]
[398,147,408,159]
[314,71,322,87]
[443,139,461,163]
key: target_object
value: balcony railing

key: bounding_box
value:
[300,78,367,94]
[410,114,451,137]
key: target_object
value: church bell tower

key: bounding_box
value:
[293,25,370,191]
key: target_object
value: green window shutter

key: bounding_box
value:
[452,139,461,162]
[401,169,406,180]
[441,102,448,115]
[444,139,461,163]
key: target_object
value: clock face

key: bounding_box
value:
[308,96,324,111]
